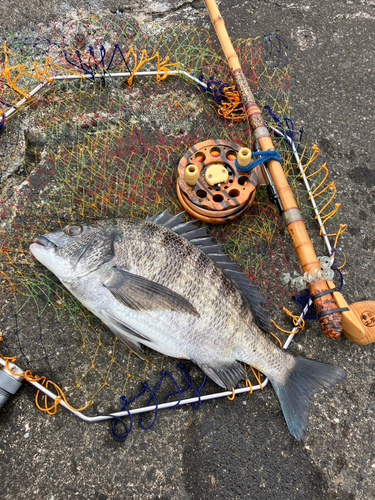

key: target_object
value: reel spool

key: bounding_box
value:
[176,139,260,224]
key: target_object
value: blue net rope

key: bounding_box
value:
[110,362,207,442]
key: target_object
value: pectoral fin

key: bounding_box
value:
[103,266,199,316]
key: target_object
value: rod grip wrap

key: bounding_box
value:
[282,208,303,226]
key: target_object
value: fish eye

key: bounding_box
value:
[65,225,83,237]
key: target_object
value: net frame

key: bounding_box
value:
[0,17,344,426]
[0,113,336,422]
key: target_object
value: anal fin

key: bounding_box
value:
[195,361,247,389]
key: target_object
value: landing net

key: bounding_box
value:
[0,15,344,419]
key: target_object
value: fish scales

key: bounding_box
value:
[112,219,278,369]
[30,212,346,441]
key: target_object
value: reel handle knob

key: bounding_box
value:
[185,164,199,186]
[237,147,252,167]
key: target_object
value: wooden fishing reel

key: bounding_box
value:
[177,139,260,224]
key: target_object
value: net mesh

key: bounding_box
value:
[0,15,343,414]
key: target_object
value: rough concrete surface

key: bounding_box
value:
[1,1,375,499]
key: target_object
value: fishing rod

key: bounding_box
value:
[204,0,344,340]
[272,125,375,345]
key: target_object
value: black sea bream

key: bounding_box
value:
[30,211,346,440]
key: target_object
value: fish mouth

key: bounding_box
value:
[32,235,56,249]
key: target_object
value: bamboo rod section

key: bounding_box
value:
[204,0,342,339]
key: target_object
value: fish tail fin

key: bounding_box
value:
[271,357,346,441]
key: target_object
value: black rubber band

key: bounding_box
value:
[311,288,337,301]
[317,307,349,319]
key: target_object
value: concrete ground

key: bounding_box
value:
[1,1,375,499]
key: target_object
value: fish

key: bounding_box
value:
[29,210,346,441]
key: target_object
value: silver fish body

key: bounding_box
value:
[30,211,346,440]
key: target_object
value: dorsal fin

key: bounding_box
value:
[148,210,187,228]
[225,270,270,332]
[147,210,177,225]
[147,210,270,332]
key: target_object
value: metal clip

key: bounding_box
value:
[0,360,24,410]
